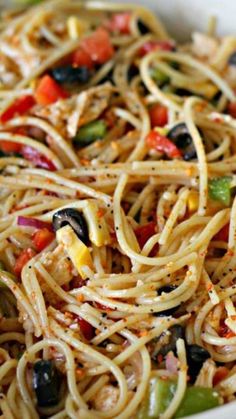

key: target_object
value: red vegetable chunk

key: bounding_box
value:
[78,317,95,340]
[81,28,114,65]
[32,228,55,251]
[139,40,175,57]
[106,12,131,34]
[0,95,35,123]
[35,75,68,106]
[134,221,157,248]
[146,130,182,159]
[149,104,168,128]
[14,248,36,277]
[21,146,56,171]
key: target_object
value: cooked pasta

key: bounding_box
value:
[1,1,236,418]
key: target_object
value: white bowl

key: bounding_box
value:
[111,0,236,418]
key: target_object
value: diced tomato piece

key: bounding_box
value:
[72,48,94,69]
[106,12,131,34]
[81,28,114,65]
[0,95,35,123]
[14,248,36,277]
[219,320,235,338]
[228,102,236,118]
[94,301,114,312]
[149,104,168,128]
[0,141,22,153]
[213,367,229,386]
[35,75,68,106]
[21,145,56,171]
[134,221,157,248]
[213,223,229,241]
[32,228,55,252]
[139,40,175,57]
[78,317,95,340]
[146,130,182,159]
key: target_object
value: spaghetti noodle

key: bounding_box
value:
[0,1,236,418]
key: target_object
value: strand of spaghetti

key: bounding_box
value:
[158,188,189,245]
[0,359,18,382]
[140,52,181,112]
[50,318,129,418]
[0,333,25,345]
[21,169,112,204]
[184,97,208,215]
[113,174,229,265]
[142,50,236,100]
[87,315,189,376]
[4,116,80,168]
[0,396,15,419]
[115,329,151,419]
[7,378,19,419]
[0,271,41,337]
[161,339,187,419]
[17,338,87,418]
[35,262,77,304]
[21,265,49,335]
[229,195,236,250]
[0,175,77,197]
[0,133,63,170]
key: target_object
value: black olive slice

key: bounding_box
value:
[50,66,91,84]
[157,325,184,358]
[53,208,89,244]
[186,344,210,382]
[228,51,236,66]
[137,19,150,34]
[33,360,61,407]
[155,285,180,317]
[168,123,197,161]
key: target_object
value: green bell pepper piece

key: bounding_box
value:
[137,377,220,419]
[73,120,107,147]
[209,176,232,206]
[175,386,220,418]
[151,68,170,87]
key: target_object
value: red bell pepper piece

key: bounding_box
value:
[32,228,55,252]
[72,48,94,69]
[14,248,36,277]
[0,141,22,153]
[78,317,95,340]
[139,40,175,57]
[21,145,56,171]
[35,75,68,106]
[213,367,229,386]
[81,28,114,65]
[106,12,131,34]
[213,223,229,241]
[149,104,168,128]
[227,102,236,119]
[0,95,35,123]
[146,130,182,159]
[134,221,157,248]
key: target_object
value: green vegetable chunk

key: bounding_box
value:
[138,377,177,418]
[175,387,220,418]
[151,68,170,87]
[209,176,232,206]
[73,120,107,146]
[137,377,220,419]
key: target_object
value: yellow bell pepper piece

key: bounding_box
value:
[187,191,199,213]
[67,16,87,40]
[56,225,93,279]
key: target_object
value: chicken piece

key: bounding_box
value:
[41,244,73,287]
[0,53,20,87]
[192,32,219,60]
[92,385,119,412]
[34,82,114,138]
